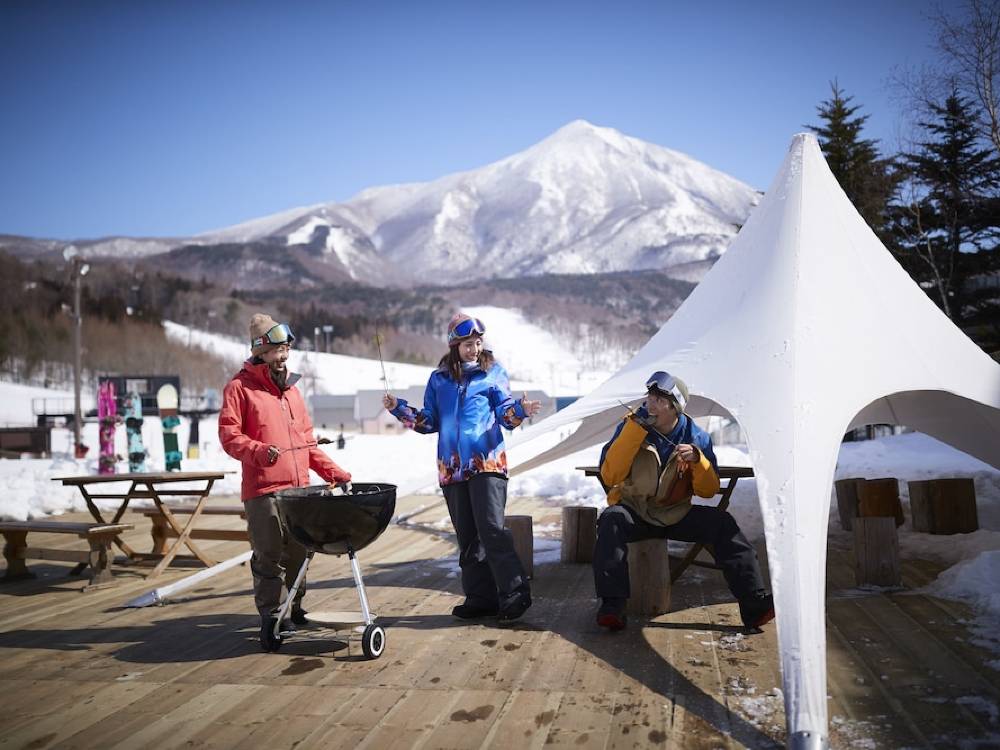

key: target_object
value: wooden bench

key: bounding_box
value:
[1,521,135,590]
[142,505,248,554]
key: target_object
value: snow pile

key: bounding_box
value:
[925,551,1000,619]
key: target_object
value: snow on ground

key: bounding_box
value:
[2,377,999,660]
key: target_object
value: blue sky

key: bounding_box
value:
[1,0,940,240]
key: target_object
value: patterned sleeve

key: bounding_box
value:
[390,375,439,434]
[488,365,526,429]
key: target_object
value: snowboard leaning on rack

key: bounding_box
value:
[124,391,147,473]
[156,383,182,471]
[97,381,117,475]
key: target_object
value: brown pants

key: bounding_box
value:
[245,493,307,617]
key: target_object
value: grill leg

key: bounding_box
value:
[275,551,313,639]
[349,549,373,626]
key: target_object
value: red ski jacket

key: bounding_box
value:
[219,359,351,500]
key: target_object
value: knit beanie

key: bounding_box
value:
[249,313,279,356]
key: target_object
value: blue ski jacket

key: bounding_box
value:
[390,361,527,486]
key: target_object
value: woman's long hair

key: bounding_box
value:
[439,345,495,382]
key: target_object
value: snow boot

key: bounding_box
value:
[596,597,627,631]
[452,601,500,619]
[498,586,532,623]
[739,594,775,631]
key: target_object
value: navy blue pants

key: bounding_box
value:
[593,503,767,603]
[443,473,528,607]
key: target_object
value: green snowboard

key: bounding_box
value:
[156,383,182,471]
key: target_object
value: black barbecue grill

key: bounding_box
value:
[269,482,397,658]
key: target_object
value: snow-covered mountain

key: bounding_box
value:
[3,121,760,286]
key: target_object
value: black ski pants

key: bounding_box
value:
[443,473,528,608]
[593,503,767,603]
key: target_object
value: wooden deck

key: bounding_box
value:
[0,493,998,749]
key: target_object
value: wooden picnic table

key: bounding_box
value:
[51,471,230,578]
[576,464,754,582]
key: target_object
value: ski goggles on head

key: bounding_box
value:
[448,317,486,344]
[251,323,296,348]
[645,370,687,410]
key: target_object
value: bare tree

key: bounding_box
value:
[932,0,1000,154]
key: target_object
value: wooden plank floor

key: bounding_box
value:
[0,494,997,749]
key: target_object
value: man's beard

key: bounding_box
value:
[270,364,288,390]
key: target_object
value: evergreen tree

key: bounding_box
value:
[891,91,1000,324]
[809,82,898,235]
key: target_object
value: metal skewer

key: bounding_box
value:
[374,328,391,396]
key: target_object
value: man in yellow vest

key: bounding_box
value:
[593,371,774,632]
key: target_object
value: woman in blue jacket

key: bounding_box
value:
[383,313,541,622]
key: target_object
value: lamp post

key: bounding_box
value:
[64,247,89,457]
[323,324,334,353]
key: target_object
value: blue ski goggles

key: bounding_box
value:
[645,370,687,410]
[252,323,296,348]
[448,317,486,344]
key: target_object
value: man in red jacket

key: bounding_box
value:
[219,313,351,651]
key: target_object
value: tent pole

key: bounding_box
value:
[789,730,827,749]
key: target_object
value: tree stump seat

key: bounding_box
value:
[908,478,978,534]
[626,538,671,617]
[504,515,533,579]
[560,506,597,563]
[853,517,901,588]
[835,477,905,531]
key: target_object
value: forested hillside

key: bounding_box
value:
[0,251,695,393]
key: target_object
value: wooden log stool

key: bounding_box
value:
[504,515,533,579]
[626,538,671,617]
[853,517,901,587]
[834,477,863,531]
[560,506,597,563]
[908,478,979,534]
[857,477,904,527]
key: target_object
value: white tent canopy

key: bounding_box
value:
[509,133,1000,748]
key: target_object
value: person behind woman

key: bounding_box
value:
[383,313,542,622]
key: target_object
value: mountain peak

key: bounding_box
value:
[539,119,630,151]
[550,118,606,137]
